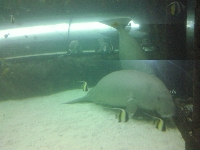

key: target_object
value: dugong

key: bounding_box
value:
[65,70,175,118]
[101,18,155,75]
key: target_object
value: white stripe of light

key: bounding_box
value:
[0,21,139,39]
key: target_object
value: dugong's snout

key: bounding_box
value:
[156,99,176,118]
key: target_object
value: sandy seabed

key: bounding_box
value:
[0,89,184,150]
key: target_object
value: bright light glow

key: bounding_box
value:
[187,21,194,28]
[0,20,139,39]
[0,22,110,39]
[129,20,140,28]
[0,23,68,39]
[71,22,108,30]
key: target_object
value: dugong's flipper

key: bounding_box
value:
[126,98,138,117]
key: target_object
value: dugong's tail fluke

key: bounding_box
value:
[64,96,90,104]
[100,18,131,31]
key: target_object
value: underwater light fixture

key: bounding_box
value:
[0,20,139,40]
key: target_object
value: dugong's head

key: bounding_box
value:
[156,97,175,118]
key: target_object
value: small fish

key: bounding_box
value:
[142,112,166,131]
[166,1,186,16]
[170,89,176,94]
[10,15,14,23]
[78,81,88,92]
[113,108,129,123]
[25,35,28,38]
[155,119,166,131]
[4,33,9,38]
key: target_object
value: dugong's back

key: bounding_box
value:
[87,70,174,116]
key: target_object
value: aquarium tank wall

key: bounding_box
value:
[0,0,200,150]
